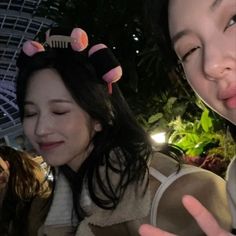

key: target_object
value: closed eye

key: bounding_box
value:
[181,46,200,62]
[53,111,69,115]
[24,112,37,118]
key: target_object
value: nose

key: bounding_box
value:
[35,114,53,137]
[203,41,236,81]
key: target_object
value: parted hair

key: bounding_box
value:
[16,47,152,221]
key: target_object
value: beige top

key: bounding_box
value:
[34,153,231,236]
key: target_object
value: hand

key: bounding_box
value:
[139,224,175,236]
[139,195,233,236]
[0,157,10,192]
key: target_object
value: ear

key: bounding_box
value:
[94,121,102,132]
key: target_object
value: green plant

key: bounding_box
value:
[132,91,197,134]
[167,105,235,177]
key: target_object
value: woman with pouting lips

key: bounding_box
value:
[140,0,236,235]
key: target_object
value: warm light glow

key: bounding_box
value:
[151,132,166,144]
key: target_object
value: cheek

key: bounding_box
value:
[69,124,94,151]
[23,120,34,140]
[183,67,208,99]
[183,63,203,89]
[185,70,214,107]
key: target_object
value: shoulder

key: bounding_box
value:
[226,157,236,228]
[148,152,232,234]
[149,151,227,190]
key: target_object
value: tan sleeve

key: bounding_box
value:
[155,170,232,236]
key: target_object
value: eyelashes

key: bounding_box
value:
[24,112,37,118]
[23,111,70,118]
[178,12,236,63]
[52,111,69,115]
[180,46,200,62]
[225,14,236,30]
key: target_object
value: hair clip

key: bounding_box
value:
[45,28,88,52]
[22,27,89,57]
[89,44,122,94]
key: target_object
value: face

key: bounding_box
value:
[168,0,236,124]
[23,69,102,171]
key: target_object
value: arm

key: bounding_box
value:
[139,195,233,236]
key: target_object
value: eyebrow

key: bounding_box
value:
[171,0,224,46]
[171,29,192,46]
[24,99,73,105]
[210,0,223,11]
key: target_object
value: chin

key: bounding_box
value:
[43,157,62,167]
[219,112,236,126]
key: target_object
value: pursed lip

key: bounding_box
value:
[218,87,236,109]
[38,141,64,151]
[219,86,236,100]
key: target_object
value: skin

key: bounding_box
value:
[139,196,233,236]
[23,68,102,171]
[139,0,236,235]
[169,0,236,125]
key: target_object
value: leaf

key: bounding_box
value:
[163,97,177,113]
[201,109,213,132]
[148,113,163,124]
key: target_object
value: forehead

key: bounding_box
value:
[25,69,72,100]
[168,0,220,13]
[168,0,219,37]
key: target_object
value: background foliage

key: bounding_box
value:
[36,0,205,120]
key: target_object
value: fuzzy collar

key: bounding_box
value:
[40,168,151,236]
[76,178,151,236]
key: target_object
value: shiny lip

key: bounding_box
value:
[38,141,64,151]
[218,87,236,100]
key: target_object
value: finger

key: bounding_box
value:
[182,195,228,236]
[139,224,176,236]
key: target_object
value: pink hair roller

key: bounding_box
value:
[89,44,122,94]
[22,41,45,56]
[70,28,89,52]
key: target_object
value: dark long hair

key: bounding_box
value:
[16,48,153,221]
[0,146,49,236]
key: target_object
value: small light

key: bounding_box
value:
[136,50,139,54]
[151,132,166,144]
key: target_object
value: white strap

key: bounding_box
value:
[149,167,167,183]
[150,165,204,226]
[226,158,236,228]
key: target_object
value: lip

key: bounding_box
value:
[219,86,236,100]
[224,95,236,109]
[219,87,236,109]
[38,141,64,151]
